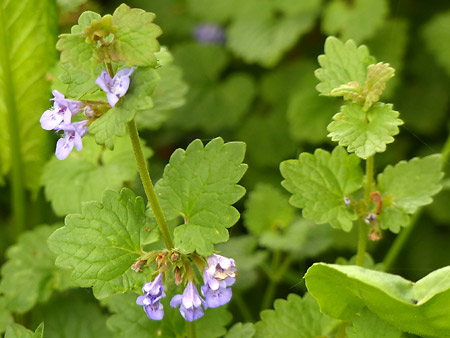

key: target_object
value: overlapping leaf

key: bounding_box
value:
[48,188,158,299]
[280,146,364,231]
[346,307,402,338]
[154,137,247,255]
[327,102,403,159]
[305,263,450,337]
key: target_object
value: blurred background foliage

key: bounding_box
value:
[1,0,450,334]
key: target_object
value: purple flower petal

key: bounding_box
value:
[55,132,75,160]
[40,91,83,130]
[95,70,112,93]
[144,302,164,321]
[201,285,232,308]
[137,274,166,321]
[96,67,134,107]
[170,281,205,322]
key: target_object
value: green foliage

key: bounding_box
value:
[378,155,443,232]
[89,67,160,149]
[254,293,339,337]
[5,323,44,338]
[280,146,364,231]
[322,0,389,42]
[305,263,450,337]
[315,37,375,96]
[154,137,247,255]
[327,102,403,159]
[42,135,152,216]
[225,323,255,338]
[0,0,57,190]
[48,188,158,299]
[0,297,13,334]
[0,225,71,313]
[346,307,402,338]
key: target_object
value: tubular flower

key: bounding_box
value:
[55,121,88,160]
[136,273,165,320]
[96,67,134,107]
[40,90,83,130]
[170,281,205,322]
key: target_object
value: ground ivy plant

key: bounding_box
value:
[1,2,450,338]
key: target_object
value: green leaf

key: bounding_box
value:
[154,138,247,255]
[227,0,320,67]
[422,10,450,77]
[305,263,450,337]
[0,0,57,190]
[31,291,110,338]
[110,4,162,67]
[315,37,375,95]
[363,62,395,110]
[89,67,160,149]
[5,323,44,338]
[0,297,13,335]
[187,0,240,22]
[322,0,389,42]
[48,188,155,299]
[346,307,402,338]
[225,323,255,338]
[327,102,403,159]
[105,291,232,338]
[280,146,364,231]
[378,155,443,232]
[254,293,339,337]
[42,135,152,216]
[244,183,295,235]
[0,225,71,313]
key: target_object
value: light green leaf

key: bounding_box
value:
[42,135,152,216]
[244,183,295,235]
[327,102,403,159]
[0,0,57,190]
[254,293,339,337]
[422,10,450,77]
[48,188,154,299]
[89,67,160,149]
[58,63,102,98]
[305,263,450,337]
[378,155,443,232]
[227,0,320,67]
[31,291,110,338]
[315,36,375,95]
[187,0,239,22]
[346,307,402,338]
[0,225,71,313]
[5,323,44,338]
[154,138,247,255]
[0,297,13,335]
[225,323,255,338]
[110,4,162,67]
[280,146,364,231]
[322,0,388,42]
[363,62,395,110]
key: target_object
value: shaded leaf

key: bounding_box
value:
[346,307,402,338]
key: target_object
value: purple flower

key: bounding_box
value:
[96,67,134,107]
[40,90,83,130]
[136,273,165,320]
[170,281,205,322]
[194,24,226,44]
[201,254,236,308]
[55,121,88,160]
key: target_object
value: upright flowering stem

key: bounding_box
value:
[186,321,197,338]
[127,119,174,250]
[356,155,374,267]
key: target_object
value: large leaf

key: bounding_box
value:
[48,188,157,299]
[154,137,247,255]
[346,307,402,338]
[280,146,364,231]
[305,263,450,337]
[0,0,57,189]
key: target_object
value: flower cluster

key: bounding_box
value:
[136,254,236,322]
[40,67,134,160]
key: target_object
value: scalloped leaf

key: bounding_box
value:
[280,146,364,231]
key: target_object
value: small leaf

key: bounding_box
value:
[363,62,395,110]
[378,155,443,232]
[5,323,44,338]
[280,146,364,231]
[315,37,375,95]
[0,225,71,313]
[305,263,450,337]
[154,137,247,255]
[225,323,255,338]
[330,82,364,102]
[89,67,160,149]
[42,135,152,216]
[110,4,162,67]
[48,188,153,299]
[254,293,339,337]
[327,102,403,159]
[346,307,402,338]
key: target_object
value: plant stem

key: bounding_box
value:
[127,119,174,250]
[356,155,374,266]
[186,321,196,338]
[233,292,254,322]
[261,250,281,310]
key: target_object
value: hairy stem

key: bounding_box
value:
[186,321,196,338]
[127,119,174,250]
